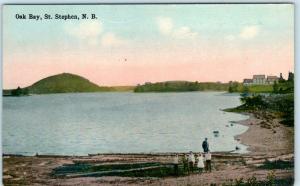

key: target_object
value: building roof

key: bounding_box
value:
[243,79,253,83]
[267,76,278,80]
[253,75,265,79]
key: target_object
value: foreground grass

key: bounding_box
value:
[52,162,187,178]
[258,160,294,170]
[51,161,294,185]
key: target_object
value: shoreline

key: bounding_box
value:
[3,111,294,185]
[3,110,291,159]
[234,111,294,157]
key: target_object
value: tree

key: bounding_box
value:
[22,88,29,95]
[242,86,249,93]
[11,86,22,96]
[228,82,239,93]
[273,81,279,93]
[288,72,294,82]
[240,95,267,109]
[279,73,285,83]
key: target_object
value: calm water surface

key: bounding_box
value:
[3,92,249,156]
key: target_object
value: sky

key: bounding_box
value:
[3,4,294,89]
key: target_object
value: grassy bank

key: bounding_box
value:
[228,83,274,93]
[228,78,294,94]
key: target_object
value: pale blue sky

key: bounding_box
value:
[4,4,293,49]
[3,4,294,88]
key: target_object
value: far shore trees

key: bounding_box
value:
[10,87,29,96]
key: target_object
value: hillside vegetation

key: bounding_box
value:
[27,73,113,94]
[108,86,135,92]
[4,73,135,96]
[228,82,274,93]
[228,73,294,94]
[225,75,294,126]
[4,72,293,95]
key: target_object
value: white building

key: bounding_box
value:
[266,76,279,84]
[242,74,278,86]
[252,75,266,84]
[243,79,253,86]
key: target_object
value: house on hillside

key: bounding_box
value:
[266,76,279,84]
[253,75,266,84]
[242,74,279,86]
[243,79,253,86]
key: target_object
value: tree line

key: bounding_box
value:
[134,81,229,92]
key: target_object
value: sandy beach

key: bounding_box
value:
[235,112,294,156]
[3,112,294,186]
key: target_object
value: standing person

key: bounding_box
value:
[205,151,212,172]
[202,138,209,153]
[196,153,205,173]
[188,151,195,173]
[173,154,179,176]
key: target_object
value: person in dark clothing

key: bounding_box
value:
[202,138,209,153]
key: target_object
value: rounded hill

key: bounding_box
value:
[28,73,108,94]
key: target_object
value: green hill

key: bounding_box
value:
[27,73,112,94]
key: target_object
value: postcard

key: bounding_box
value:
[2,3,294,185]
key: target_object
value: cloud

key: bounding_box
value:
[65,21,102,39]
[157,17,173,35]
[65,21,127,47]
[225,35,236,41]
[173,26,198,39]
[101,33,126,47]
[239,25,260,39]
[156,17,198,39]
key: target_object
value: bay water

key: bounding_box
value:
[3,92,249,156]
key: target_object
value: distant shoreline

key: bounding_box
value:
[2,90,229,97]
